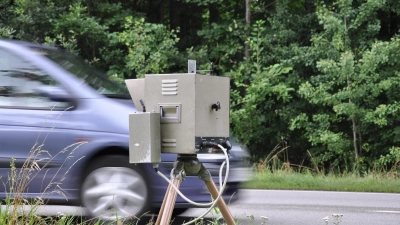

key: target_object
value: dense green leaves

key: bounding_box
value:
[2,0,400,172]
[290,0,400,170]
[117,17,179,79]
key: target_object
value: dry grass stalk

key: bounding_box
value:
[0,106,89,224]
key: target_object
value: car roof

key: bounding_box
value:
[0,38,102,99]
[0,38,56,49]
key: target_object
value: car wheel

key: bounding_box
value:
[81,155,150,221]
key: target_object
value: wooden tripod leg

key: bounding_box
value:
[204,179,236,225]
[156,177,182,225]
[155,182,172,225]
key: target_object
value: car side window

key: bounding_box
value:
[0,48,69,109]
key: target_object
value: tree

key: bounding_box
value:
[3,0,400,171]
[291,0,400,170]
[115,17,179,80]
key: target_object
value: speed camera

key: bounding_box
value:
[126,63,230,163]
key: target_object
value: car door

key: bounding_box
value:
[0,47,78,196]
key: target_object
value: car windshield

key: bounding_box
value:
[30,47,130,98]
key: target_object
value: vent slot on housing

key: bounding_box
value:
[161,79,178,96]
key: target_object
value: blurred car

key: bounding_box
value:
[0,39,251,220]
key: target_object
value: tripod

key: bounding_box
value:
[155,154,236,225]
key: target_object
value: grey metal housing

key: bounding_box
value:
[127,73,230,155]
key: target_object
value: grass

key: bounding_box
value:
[243,169,400,193]
[242,145,400,193]
[0,107,95,225]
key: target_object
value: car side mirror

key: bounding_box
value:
[35,86,71,102]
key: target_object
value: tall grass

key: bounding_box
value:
[244,168,400,192]
[243,145,400,193]
[0,107,163,224]
[0,108,91,224]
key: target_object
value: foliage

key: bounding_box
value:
[2,0,400,172]
[378,146,400,168]
[290,0,400,170]
[3,0,68,42]
[197,19,247,74]
[116,17,179,79]
[0,26,15,39]
[44,34,80,55]
[52,2,108,59]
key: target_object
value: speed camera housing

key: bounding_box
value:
[126,73,230,163]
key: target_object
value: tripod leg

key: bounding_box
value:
[159,177,182,225]
[156,158,186,225]
[205,179,236,225]
[155,182,172,225]
[198,164,236,225]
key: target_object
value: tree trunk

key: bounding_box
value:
[245,0,251,59]
[148,0,164,24]
[352,116,359,163]
[209,3,220,25]
[358,130,362,156]
[169,0,180,30]
[305,0,315,14]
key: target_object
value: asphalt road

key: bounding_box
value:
[179,189,400,225]
[7,189,400,224]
